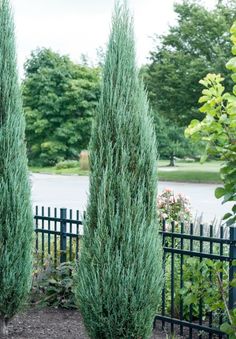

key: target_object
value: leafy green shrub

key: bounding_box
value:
[55,160,79,169]
[180,258,225,316]
[186,21,236,226]
[31,259,76,309]
[164,251,227,324]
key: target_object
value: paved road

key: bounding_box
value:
[31,173,232,224]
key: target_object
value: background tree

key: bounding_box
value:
[0,0,33,335]
[22,48,100,166]
[186,21,236,226]
[143,0,236,126]
[76,2,162,338]
[153,113,200,165]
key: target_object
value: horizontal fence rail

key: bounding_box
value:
[33,207,236,338]
[154,220,236,338]
[34,206,83,265]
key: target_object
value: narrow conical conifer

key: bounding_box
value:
[76,2,163,338]
[0,0,33,335]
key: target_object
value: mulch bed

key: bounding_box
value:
[3,308,88,339]
[3,308,167,339]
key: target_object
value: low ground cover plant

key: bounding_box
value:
[31,259,76,309]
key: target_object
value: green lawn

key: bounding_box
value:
[30,166,89,176]
[158,160,221,183]
[30,160,222,183]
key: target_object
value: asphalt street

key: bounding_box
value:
[31,173,232,224]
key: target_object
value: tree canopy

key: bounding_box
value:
[186,19,236,226]
[153,113,200,165]
[143,0,236,126]
[22,48,100,166]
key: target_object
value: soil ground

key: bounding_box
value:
[3,308,166,339]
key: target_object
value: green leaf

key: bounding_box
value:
[199,95,210,103]
[221,322,234,335]
[231,22,236,34]
[232,45,236,56]
[226,218,235,227]
[215,187,225,199]
[223,213,233,220]
[230,278,236,287]
[227,57,236,72]
[231,73,236,82]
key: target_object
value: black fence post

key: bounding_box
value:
[229,226,236,310]
[60,208,67,264]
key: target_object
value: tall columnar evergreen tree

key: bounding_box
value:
[76,2,162,338]
[0,0,33,335]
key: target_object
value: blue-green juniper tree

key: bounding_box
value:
[0,0,33,335]
[76,2,163,338]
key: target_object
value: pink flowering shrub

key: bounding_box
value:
[157,188,192,226]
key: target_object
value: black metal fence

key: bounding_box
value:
[34,206,82,265]
[154,220,236,338]
[34,207,236,338]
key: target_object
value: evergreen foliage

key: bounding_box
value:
[0,0,33,334]
[76,2,163,338]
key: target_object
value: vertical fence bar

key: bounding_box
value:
[48,207,51,256]
[180,222,184,336]
[69,209,72,261]
[54,208,57,266]
[219,226,224,339]
[41,206,45,264]
[60,208,67,263]
[189,222,194,339]
[35,206,39,254]
[199,224,203,338]
[208,225,213,339]
[229,226,236,310]
[161,219,167,331]
[76,210,79,260]
[170,221,175,335]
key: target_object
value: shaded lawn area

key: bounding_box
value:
[158,160,221,183]
[30,160,222,184]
